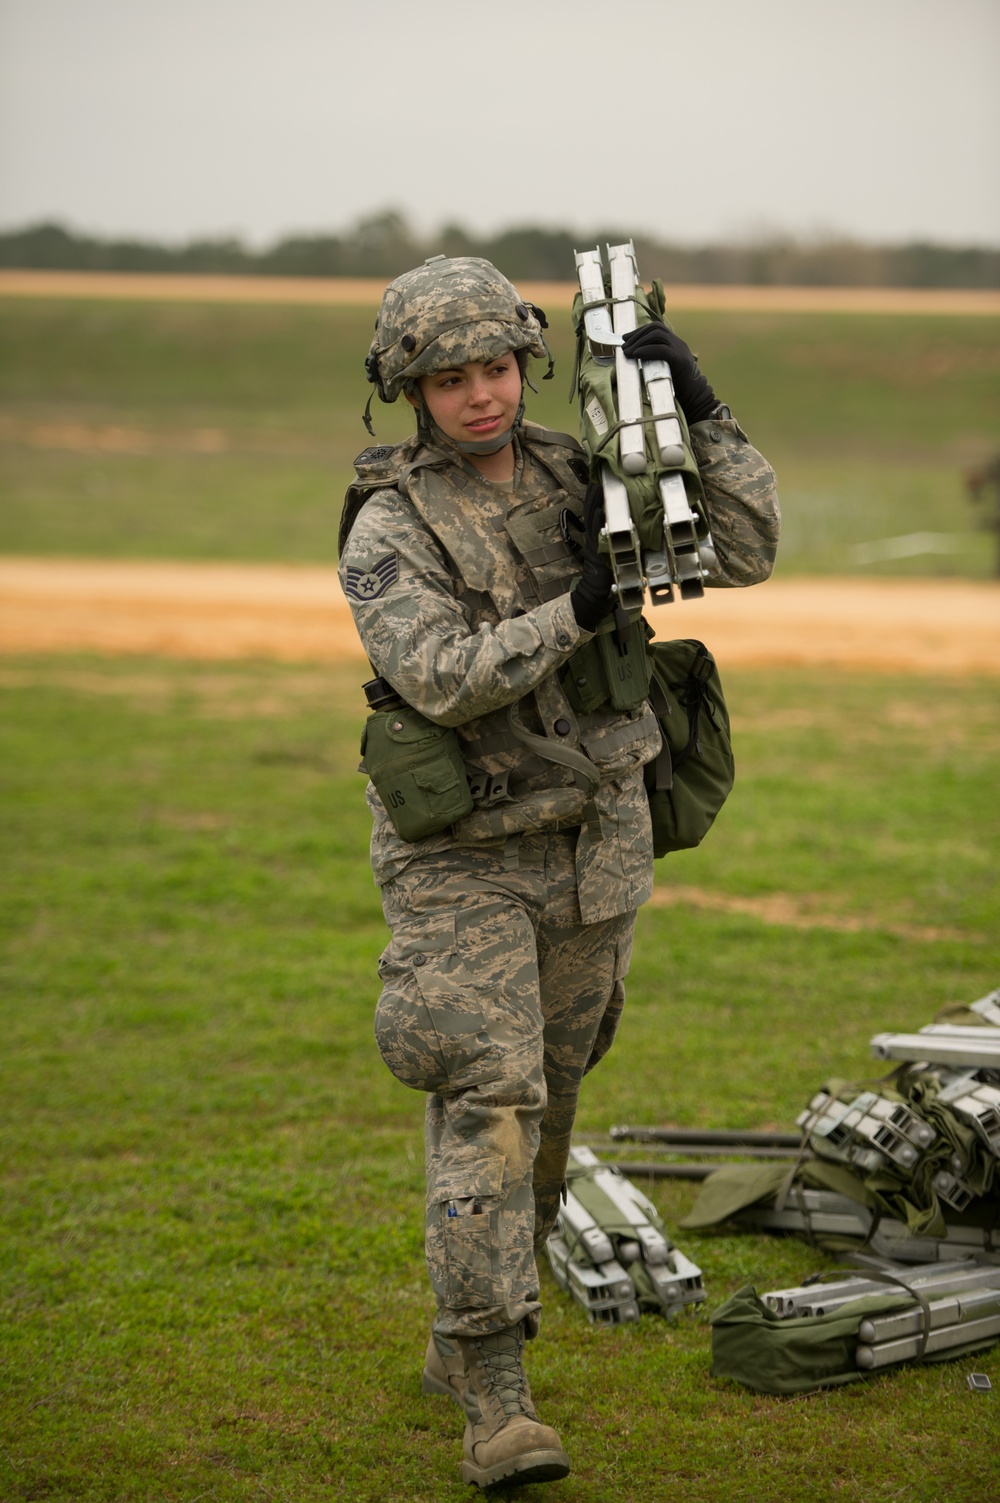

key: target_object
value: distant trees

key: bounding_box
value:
[1,214,997,287]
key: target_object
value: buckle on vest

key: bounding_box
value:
[466,768,514,809]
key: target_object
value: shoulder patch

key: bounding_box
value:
[344,552,399,602]
[354,445,395,466]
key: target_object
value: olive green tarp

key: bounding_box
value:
[680,1161,876,1232]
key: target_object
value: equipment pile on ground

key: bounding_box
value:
[682,986,1000,1391]
[545,1146,705,1324]
[679,987,1000,1265]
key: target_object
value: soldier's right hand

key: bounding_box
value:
[570,481,616,632]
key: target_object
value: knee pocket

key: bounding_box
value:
[375,912,502,1094]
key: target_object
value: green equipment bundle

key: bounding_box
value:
[680,987,1000,1262]
[711,1260,1000,1393]
[573,241,719,612]
[545,1146,705,1324]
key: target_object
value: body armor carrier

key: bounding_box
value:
[343,424,661,842]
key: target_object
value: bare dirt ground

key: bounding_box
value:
[643,884,976,943]
[1,558,997,675]
[2,270,999,316]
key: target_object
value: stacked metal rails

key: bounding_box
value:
[573,241,719,611]
[545,1146,705,1324]
[760,1260,1000,1371]
[727,1187,1000,1264]
[864,998,1000,1213]
[796,1088,936,1174]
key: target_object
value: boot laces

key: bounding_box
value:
[474,1329,530,1418]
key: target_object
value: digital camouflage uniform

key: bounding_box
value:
[339,408,779,1340]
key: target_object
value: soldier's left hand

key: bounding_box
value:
[621,323,719,425]
[570,481,616,632]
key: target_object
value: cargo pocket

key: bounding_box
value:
[374,911,501,1094]
[431,1154,505,1311]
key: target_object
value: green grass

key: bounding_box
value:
[1,656,998,1501]
[1,297,998,571]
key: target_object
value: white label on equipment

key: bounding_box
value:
[585,395,609,435]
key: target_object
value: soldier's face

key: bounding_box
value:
[410,355,522,448]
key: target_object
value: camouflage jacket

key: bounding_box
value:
[339,417,779,922]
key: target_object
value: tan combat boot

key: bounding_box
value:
[455,1323,570,1489]
[421,1329,468,1406]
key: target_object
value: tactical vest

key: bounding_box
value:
[342,423,662,842]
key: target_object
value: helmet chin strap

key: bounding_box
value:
[412,387,525,458]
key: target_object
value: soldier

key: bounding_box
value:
[339,254,779,1489]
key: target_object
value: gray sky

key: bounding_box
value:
[1,0,998,247]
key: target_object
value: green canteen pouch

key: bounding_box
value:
[644,638,734,855]
[361,705,473,842]
[598,616,653,711]
[561,614,652,715]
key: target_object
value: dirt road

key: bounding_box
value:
[1,558,997,674]
[2,270,999,316]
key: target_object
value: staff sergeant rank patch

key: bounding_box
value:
[344,552,399,602]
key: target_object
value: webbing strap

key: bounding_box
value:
[801,1268,936,1360]
[507,703,601,793]
[646,673,673,792]
[523,426,584,453]
[580,706,659,761]
[519,540,570,567]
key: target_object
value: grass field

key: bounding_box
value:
[1,297,998,574]
[1,655,998,1502]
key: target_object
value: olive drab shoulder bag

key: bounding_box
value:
[643,638,734,856]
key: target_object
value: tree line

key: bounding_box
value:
[2,211,997,288]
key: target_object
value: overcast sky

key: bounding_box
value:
[1,0,998,247]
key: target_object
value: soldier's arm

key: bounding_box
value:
[689,413,781,588]
[339,490,587,726]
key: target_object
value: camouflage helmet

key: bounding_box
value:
[366,254,551,406]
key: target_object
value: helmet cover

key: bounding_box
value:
[366,255,550,405]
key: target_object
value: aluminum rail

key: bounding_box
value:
[608,1162,717,1181]
[970,988,1000,1026]
[609,1126,805,1149]
[765,1260,1000,1318]
[871,1029,1000,1068]
[856,1312,1000,1369]
[857,1286,1000,1345]
[586,1140,808,1161]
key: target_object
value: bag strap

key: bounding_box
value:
[506,702,602,793]
[668,641,718,769]
[646,670,673,792]
[798,1267,936,1360]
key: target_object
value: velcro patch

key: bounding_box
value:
[344,552,399,602]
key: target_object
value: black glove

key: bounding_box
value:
[569,481,616,633]
[621,322,719,426]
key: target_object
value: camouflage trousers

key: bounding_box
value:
[375,830,635,1339]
